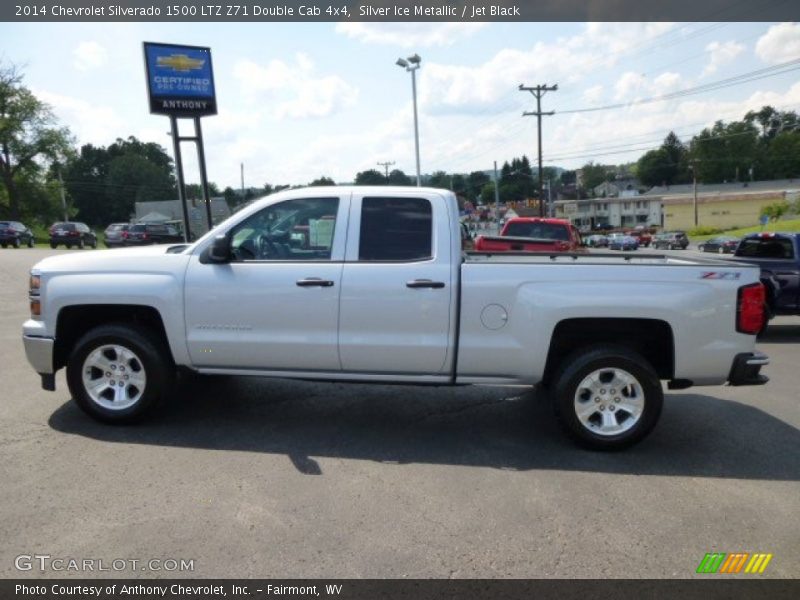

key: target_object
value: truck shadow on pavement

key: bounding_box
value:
[48,374,799,481]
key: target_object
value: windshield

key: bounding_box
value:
[736,237,794,259]
[504,222,569,241]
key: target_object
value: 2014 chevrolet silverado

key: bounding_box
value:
[23,186,769,449]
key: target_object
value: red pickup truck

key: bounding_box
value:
[474,217,585,252]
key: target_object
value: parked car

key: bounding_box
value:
[698,236,740,254]
[473,217,585,253]
[48,222,97,249]
[594,223,615,232]
[627,229,653,247]
[652,231,689,250]
[730,232,800,332]
[0,221,35,248]
[103,223,131,248]
[23,186,769,450]
[585,234,609,248]
[607,233,639,251]
[125,223,184,245]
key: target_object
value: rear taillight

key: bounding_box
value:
[122,232,129,239]
[69,231,79,236]
[737,282,765,335]
[142,233,149,239]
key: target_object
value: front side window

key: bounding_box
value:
[230,197,339,261]
[359,197,432,261]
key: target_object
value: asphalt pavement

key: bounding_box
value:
[1,248,798,579]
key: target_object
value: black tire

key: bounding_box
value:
[91,238,97,249]
[13,237,20,248]
[27,236,34,248]
[50,242,57,249]
[1,243,6,249]
[698,245,705,252]
[551,345,663,450]
[78,238,85,249]
[66,323,174,424]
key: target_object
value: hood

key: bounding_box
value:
[32,244,192,274]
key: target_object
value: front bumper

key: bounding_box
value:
[728,351,769,386]
[23,318,56,390]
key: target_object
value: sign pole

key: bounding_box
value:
[170,116,191,243]
[194,116,213,231]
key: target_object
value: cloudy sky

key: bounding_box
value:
[2,21,799,189]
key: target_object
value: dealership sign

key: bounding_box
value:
[143,42,217,116]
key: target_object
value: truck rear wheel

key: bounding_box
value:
[66,324,174,423]
[551,345,663,450]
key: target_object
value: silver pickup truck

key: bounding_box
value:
[23,186,769,449]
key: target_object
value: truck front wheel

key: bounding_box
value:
[66,324,174,423]
[551,345,663,450]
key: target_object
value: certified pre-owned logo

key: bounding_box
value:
[156,54,205,72]
[696,552,773,574]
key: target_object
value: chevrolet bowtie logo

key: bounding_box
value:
[156,54,205,72]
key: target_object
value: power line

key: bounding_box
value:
[558,58,800,115]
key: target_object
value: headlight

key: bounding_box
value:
[29,272,41,318]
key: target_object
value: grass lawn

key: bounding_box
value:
[691,218,800,244]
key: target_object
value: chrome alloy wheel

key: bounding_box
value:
[573,367,645,436]
[81,344,147,410]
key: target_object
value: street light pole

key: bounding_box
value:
[397,54,422,186]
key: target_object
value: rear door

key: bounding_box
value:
[338,193,454,375]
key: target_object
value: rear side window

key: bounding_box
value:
[737,237,795,259]
[359,197,432,261]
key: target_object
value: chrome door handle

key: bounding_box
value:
[406,279,445,289]
[296,278,334,287]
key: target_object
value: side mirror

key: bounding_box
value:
[203,234,231,264]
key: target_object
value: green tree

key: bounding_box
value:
[579,162,610,192]
[354,169,385,185]
[764,131,800,179]
[637,148,675,187]
[0,63,72,220]
[689,120,759,183]
[761,201,790,222]
[309,176,335,186]
[428,170,451,189]
[64,137,176,226]
[387,169,412,186]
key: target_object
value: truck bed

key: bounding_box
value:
[464,251,739,267]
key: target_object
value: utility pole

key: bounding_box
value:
[377,161,395,181]
[690,161,699,227]
[56,166,68,222]
[240,162,245,204]
[520,83,558,216]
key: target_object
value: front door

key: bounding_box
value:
[184,195,347,371]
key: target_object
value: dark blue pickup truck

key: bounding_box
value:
[732,232,800,331]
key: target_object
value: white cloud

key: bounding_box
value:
[652,72,682,95]
[233,54,358,120]
[335,23,486,48]
[582,85,603,105]
[73,41,108,71]
[416,22,675,116]
[614,72,647,100]
[35,89,125,145]
[756,22,800,65]
[702,41,745,76]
